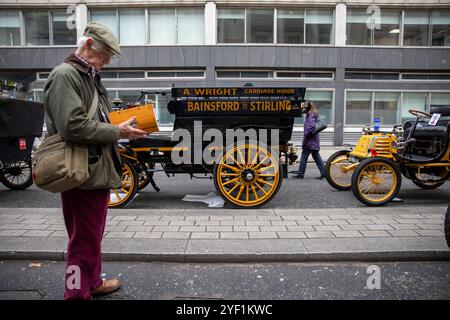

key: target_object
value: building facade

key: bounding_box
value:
[0,0,449,145]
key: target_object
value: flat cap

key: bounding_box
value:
[84,21,121,58]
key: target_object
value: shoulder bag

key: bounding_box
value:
[32,89,98,193]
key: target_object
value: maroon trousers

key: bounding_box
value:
[61,188,109,300]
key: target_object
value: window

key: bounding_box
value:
[401,93,428,123]
[0,11,20,46]
[146,70,205,78]
[432,10,450,46]
[401,73,450,80]
[216,70,273,78]
[345,72,399,80]
[347,10,371,45]
[404,11,430,46]
[430,92,450,109]
[148,8,204,44]
[277,9,304,44]
[374,10,400,46]
[374,92,399,125]
[217,9,245,43]
[276,71,333,79]
[149,9,175,44]
[247,9,273,43]
[36,72,50,80]
[154,92,174,125]
[117,71,145,79]
[24,11,50,45]
[177,9,204,44]
[52,11,77,45]
[90,10,118,38]
[305,10,333,44]
[119,10,145,45]
[306,91,333,125]
[346,92,372,125]
[347,9,400,46]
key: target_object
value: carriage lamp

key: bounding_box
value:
[19,138,26,151]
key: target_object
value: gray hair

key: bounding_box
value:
[77,36,104,52]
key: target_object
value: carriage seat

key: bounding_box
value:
[403,105,450,138]
[129,134,176,148]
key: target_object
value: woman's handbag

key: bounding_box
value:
[311,117,327,136]
[32,90,98,193]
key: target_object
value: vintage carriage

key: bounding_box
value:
[325,107,450,206]
[0,96,45,189]
[108,87,306,208]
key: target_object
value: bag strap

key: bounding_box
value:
[87,88,99,120]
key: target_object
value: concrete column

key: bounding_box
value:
[335,3,346,46]
[205,1,217,45]
[334,67,345,146]
[76,3,88,40]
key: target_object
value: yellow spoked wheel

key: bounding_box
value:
[214,143,282,208]
[351,157,401,207]
[108,157,138,208]
[325,150,355,191]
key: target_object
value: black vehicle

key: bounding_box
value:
[109,87,306,208]
[0,96,44,190]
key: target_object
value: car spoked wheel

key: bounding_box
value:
[214,143,282,208]
[108,157,138,208]
[325,150,355,191]
[352,157,401,206]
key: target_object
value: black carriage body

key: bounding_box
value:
[0,97,45,161]
[129,87,305,175]
[168,87,305,145]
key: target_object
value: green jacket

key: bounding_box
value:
[44,54,122,190]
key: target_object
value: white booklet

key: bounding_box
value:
[428,113,441,126]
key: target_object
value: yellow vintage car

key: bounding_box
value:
[326,108,450,206]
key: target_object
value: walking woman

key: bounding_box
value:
[293,101,326,179]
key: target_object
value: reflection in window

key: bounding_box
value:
[404,11,430,46]
[432,10,450,46]
[177,9,204,44]
[24,11,50,45]
[217,9,245,43]
[346,92,371,125]
[374,10,400,46]
[119,10,145,45]
[52,11,77,45]
[347,10,371,45]
[401,93,428,123]
[305,10,333,44]
[374,92,399,125]
[247,9,273,43]
[277,10,304,44]
[149,9,176,44]
[0,11,20,46]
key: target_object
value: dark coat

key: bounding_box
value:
[44,54,122,189]
[302,111,320,151]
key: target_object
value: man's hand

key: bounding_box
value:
[118,117,148,140]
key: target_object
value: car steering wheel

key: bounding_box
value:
[409,109,432,118]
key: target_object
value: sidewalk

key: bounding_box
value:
[0,206,449,262]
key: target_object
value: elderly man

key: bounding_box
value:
[44,22,147,300]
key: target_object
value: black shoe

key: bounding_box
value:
[315,175,325,180]
[294,174,304,179]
